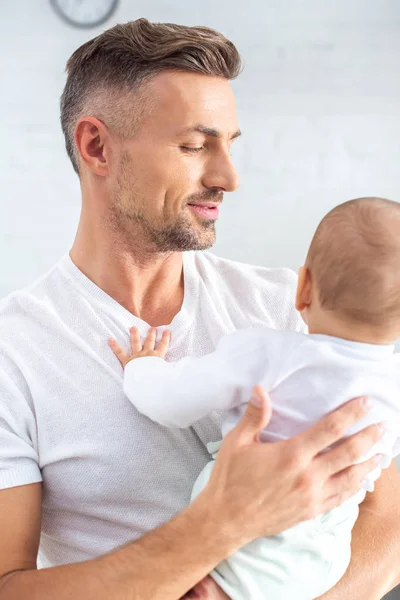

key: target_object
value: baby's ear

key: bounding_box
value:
[295,266,312,311]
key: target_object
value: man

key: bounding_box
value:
[0,19,398,600]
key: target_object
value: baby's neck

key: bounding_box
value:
[307,315,396,346]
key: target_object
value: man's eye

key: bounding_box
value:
[180,146,204,153]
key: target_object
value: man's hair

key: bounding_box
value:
[60,18,242,174]
[306,197,400,327]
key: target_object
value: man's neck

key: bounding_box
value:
[70,232,185,327]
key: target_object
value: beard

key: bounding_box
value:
[137,188,223,252]
[111,154,222,252]
[112,202,218,252]
[136,211,217,252]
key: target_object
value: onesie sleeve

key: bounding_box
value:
[0,367,42,490]
[123,327,283,428]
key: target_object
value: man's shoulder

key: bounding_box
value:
[195,251,298,288]
[0,292,41,355]
[193,252,304,332]
[0,263,61,338]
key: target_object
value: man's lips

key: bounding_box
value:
[187,202,220,220]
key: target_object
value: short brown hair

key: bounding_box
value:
[60,19,242,174]
[306,197,400,327]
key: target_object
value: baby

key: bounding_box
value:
[109,197,400,600]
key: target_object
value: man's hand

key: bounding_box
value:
[181,576,229,599]
[109,326,171,368]
[203,386,383,543]
[182,387,383,599]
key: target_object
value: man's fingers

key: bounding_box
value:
[108,338,130,365]
[129,327,142,353]
[297,397,370,458]
[322,454,382,512]
[187,576,230,599]
[232,386,272,445]
[143,327,157,351]
[315,422,383,478]
[156,330,171,358]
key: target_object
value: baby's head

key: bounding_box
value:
[296,197,400,343]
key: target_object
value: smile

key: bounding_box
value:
[187,204,220,220]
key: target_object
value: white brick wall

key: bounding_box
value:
[1,0,399,294]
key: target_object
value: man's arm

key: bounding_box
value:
[317,461,400,600]
[0,390,382,600]
[0,483,247,600]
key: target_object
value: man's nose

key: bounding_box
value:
[202,154,240,193]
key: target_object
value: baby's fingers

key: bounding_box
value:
[129,327,142,354]
[108,338,131,367]
[156,330,171,358]
[143,327,157,351]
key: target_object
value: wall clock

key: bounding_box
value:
[50,0,119,29]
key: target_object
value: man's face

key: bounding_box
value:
[110,71,241,252]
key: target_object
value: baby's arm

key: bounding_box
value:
[109,327,275,428]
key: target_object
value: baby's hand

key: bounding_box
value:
[108,326,171,369]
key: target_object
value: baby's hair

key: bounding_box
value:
[306,197,400,327]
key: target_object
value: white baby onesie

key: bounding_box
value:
[123,328,400,600]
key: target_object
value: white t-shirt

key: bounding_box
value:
[0,251,302,568]
[124,328,400,493]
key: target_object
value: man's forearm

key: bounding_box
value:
[317,462,400,600]
[0,492,239,600]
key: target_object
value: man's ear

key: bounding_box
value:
[74,116,111,176]
[295,266,313,311]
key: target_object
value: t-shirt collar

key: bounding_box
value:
[57,251,199,334]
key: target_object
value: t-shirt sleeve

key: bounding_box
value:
[0,367,42,490]
[123,328,284,429]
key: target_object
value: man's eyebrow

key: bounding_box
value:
[182,125,242,140]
